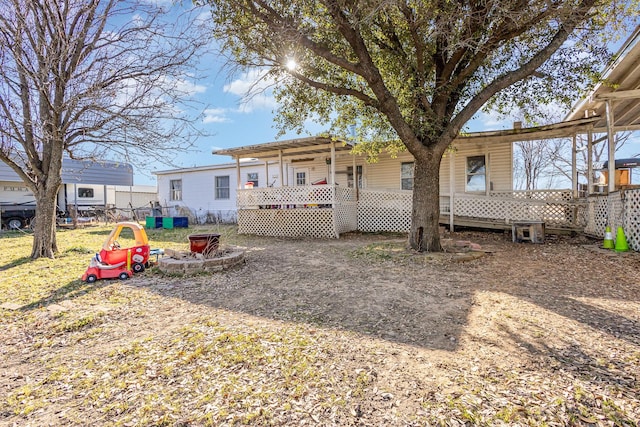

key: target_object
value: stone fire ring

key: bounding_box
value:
[158,246,245,275]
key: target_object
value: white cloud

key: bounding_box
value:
[223,69,278,112]
[203,108,231,123]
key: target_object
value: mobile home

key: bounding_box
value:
[0,159,157,229]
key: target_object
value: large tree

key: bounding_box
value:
[0,0,207,258]
[205,0,633,251]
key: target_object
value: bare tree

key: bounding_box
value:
[549,132,633,187]
[513,139,564,190]
[0,0,208,258]
[205,0,631,252]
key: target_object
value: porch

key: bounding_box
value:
[236,186,591,239]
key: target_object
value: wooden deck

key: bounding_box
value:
[439,215,582,235]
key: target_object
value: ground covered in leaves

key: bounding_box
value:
[1,226,639,426]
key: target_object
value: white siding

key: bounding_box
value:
[114,185,158,210]
[443,141,513,194]
[364,152,414,190]
[360,143,513,194]
[155,162,275,222]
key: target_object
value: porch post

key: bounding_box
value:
[606,100,616,193]
[571,134,578,198]
[330,141,336,206]
[264,161,269,187]
[330,141,336,185]
[279,150,284,187]
[352,153,358,200]
[235,157,241,189]
[449,149,455,232]
[587,128,593,195]
[485,148,490,196]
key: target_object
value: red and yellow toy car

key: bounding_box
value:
[98,222,150,273]
[81,222,151,282]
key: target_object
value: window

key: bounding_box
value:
[78,187,94,198]
[246,172,259,187]
[215,176,230,199]
[401,162,414,190]
[170,179,182,201]
[347,165,363,188]
[466,155,486,192]
[295,171,307,186]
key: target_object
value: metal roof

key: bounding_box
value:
[212,136,354,159]
[0,158,133,186]
[153,159,263,175]
[565,25,640,131]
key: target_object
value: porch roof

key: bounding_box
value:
[455,116,600,144]
[213,118,600,162]
[565,25,640,131]
[213,136,354,160]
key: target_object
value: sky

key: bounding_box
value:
[132,3,639,187]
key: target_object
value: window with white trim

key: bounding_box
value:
[401,162,414,190]
[466,155,486,192]
[347,165,363,188]
[295,171,307,186]
[215,176,230,199]
[169,179,182,201]
[246,172,259,187]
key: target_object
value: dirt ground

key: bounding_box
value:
[2,229,640,425]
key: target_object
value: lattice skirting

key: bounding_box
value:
[622,191,640,251]
[584,190,640,252]
[237,208,350,238]
[335,203,358,234]
[357,190,412,232]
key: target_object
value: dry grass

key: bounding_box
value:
[1,224,639,426]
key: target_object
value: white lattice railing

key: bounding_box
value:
[454,194,582,226]
[236,185,357,238]
[584,189,640,251]
[358,189,413,232]
[490,189,573,202]
[237,185,335,208]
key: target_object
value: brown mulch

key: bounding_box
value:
[1,229,639,426]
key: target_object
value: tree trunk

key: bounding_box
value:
[30,181,61,259]
[409,148,444,252]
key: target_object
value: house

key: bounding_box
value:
[154,160,279,224]
[211,127,593,239]
[0,158,157,228]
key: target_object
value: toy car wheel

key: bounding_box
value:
[119,272,130,280]
[132,262,145,273]
[86,274,98,283]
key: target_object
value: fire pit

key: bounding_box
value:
[158,232,245,274]
[188,233,220,257]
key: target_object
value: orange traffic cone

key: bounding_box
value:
[603,226,614,249]
[615,227,629,252]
